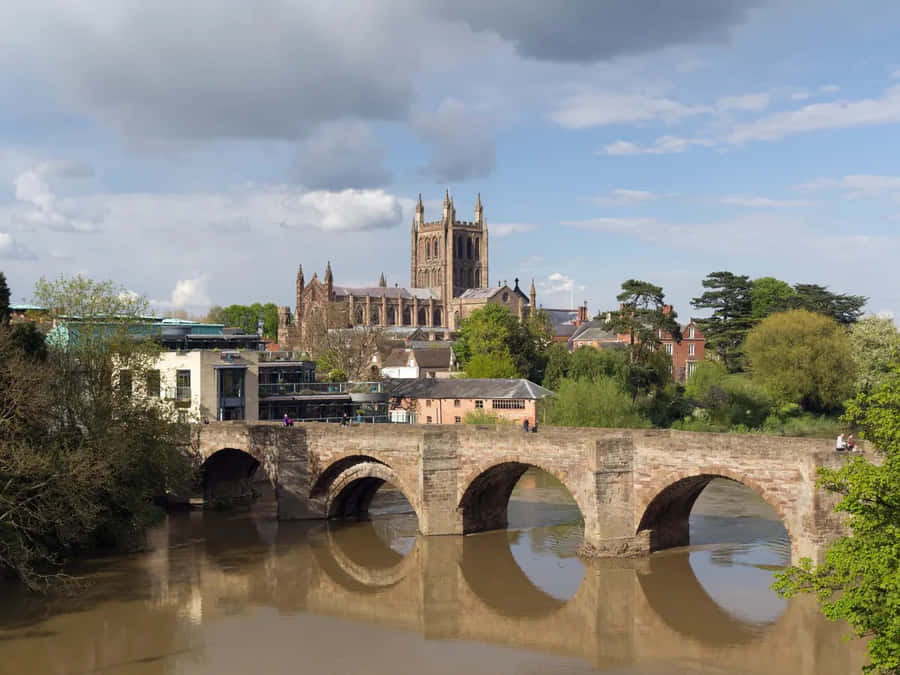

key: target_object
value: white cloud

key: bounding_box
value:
[795,174,900,199]
[153,277,211,310]
[877,309,895,320]
[283,189,404,232]
[819,84,840,94]
[12,162,100,233]
[551,91,711,129]
[592,189,668,206]
[720,194,813,207]
[0,232,36,260]
[602,135,715,155]
[791,90,810,101]
[540,272,585,306]
[491,223,537,238]
[728,85,900,144]
[716,92,770,112]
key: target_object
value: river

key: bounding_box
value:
[0,470,868,674]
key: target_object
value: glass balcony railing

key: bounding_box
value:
[258,381,387,397]
[258,351,312,363]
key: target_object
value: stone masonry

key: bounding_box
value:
[197,422,851,564]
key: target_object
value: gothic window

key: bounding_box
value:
[418,307,427,325]
[402,307,411,326]
[433,307,443,326]
[474,237,479,260]
[434,237,440,258]
[387,307,396,325]
[370,307,380,325]
[475,269,481,286]
[354,306,364,325]
[457,236,463,258]
[468,268,474,286]
[467,237,472,260]
[426,240,431,259]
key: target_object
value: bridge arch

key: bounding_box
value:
[636,468,796,554]
[458,458,591,535]
[310,455,420,522]
[201,447,262,503]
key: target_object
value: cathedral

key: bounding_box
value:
[277,192,535,346]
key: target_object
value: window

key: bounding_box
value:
[118,370,132,397]
[425,399,432,408]
[475,400,484,409]
[688,343,695,357]
[664,343,673,355]
[454,416,461,424]
[426,415,433,424]
[426,240,431,259]
[146,370,161,398]
[454,399,460,407]
[176,370,191,402]
[689,326,695,338]
[492,399,525,410]
[686,361,697,378]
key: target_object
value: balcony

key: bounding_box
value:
[258,381,387,398]
[258,351,312,364]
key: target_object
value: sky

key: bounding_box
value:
[1,1,899,320]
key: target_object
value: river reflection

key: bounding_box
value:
[0,473,867,675]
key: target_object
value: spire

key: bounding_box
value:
[324,261,332,283]
[379,272,386,287]
[443,189,450,207]
[417,192,424,212]
[530,278,536,307]
[296,264,305,287]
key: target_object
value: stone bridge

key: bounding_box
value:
[196,422,849,564]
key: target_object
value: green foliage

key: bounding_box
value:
[8,322,47,361]
[463,409,515,425]
[454,304,547,379]
[1,276,195,589]
[849,316,900,394]
[744,309,854,412]
[773,367,900,674]
[605,279,681,365]
[684,360,729,400]
[217,303,278,338]
[544,376,650,429]
[463,351,520,378]
[0,271,9,324]
[791,283,867,325]
[691,271,754,372]
[569,346,629,384]
[761,412,843,438]
[751,276,796,319]
[542,343,571,391]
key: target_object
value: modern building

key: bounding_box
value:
[390,378,554,427]
[277,192,536,346]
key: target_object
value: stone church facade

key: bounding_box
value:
[277,192,535,347]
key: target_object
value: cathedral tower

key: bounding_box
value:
[411,191,488,301]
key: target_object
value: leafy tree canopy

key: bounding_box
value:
[454,304,549,380]
[744,309,854,412]
[217,303,279,339]
[545,376,650,429]
[849,316,900,395]
[792,283,866,325]
[774,367,900,674]
[751,276,795,319]
[691,271,754,372]
[463,351,521,378]
[605,279,681,365]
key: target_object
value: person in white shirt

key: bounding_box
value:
[835,433,846,451]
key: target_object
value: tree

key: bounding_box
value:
[0,275,196,588]
[744,309,854,412]
[463,351,520,378]
[304,304,390,380]
[454,304,543,379]
[0,271,9,325]
[751,276,795,319]
[792,284,866,325]
[216,303,279,338]
[606,279,682,364]
[773,367,900,674]
[205,305,225,324]
[542,343,572,391]
[849,316,900,394]
[545,377,650,428]
[691,271,754,372]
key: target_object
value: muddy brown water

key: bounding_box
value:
[0,471,868,674]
